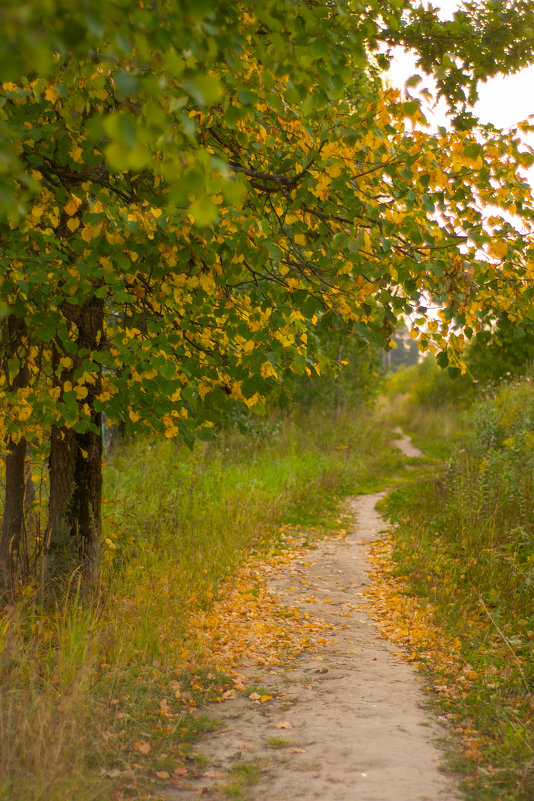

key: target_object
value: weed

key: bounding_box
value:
[222,760,262,798]
[266,737,292,748]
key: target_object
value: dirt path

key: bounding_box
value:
[166,439,459,801]
[393,427,425,459]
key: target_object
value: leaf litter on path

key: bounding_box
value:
[161,496,462,801]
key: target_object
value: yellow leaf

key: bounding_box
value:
[151,207,163,218]
[325,163,342,178]
[488,240,509,260]
[64,195,82,216]
[67,217,80,232]
[275,721,293,729]
[18,406,32,422]
[82,223,102,243]
[294,234,306,246]
[129,410,140,423]
[70,143,84,163]
[243,392,260,408]
[44,85,58,103]
[260,362,277,379]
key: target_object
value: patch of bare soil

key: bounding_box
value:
[164,488,461,800]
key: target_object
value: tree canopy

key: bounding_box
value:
[1,0,534,591]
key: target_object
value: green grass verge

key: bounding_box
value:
[381,381,534,801]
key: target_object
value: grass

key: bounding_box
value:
[0,405,402,801]
[266,737,292,749]
[221,759,263,799]
[381,377,534,801]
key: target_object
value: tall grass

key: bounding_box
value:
[383,378,534,800]
[0,406,400,801]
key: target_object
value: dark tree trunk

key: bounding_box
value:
[70,421,102,586]
[44,296,104,592]
[0,315,30,600]
[0,436,27,599]
[44,425,77,583]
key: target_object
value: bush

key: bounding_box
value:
[384,356,475,407]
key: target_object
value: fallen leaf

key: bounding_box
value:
[465,669,478,681]
[203,770,224,778]
[173,765,188,776]
[156,771,170,779]
[465,746,483,761]
[260,694,272,702]
[160,699,174,717]
[249,692,261,701]
[275,721,293,729]
[285,747,306,753]
[133,741,151,755]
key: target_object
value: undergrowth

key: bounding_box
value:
[382,378,534,801]
[0,406,401,801]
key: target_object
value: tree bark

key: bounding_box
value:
[44,296,104,591]
[70,421,102,586]
[0,435,27,599]
[0,315,30,600]
[44,425,77,581]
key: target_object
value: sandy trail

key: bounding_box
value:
[166,439,459,801]
[393,427,425,459]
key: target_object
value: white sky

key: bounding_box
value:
[387,0,534,131]
[386,1,534,192]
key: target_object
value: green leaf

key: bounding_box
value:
[191,75,222,106]
[188,198,218,226]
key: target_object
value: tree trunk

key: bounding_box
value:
[70,422,102,586]
[0,315,30,600]
[44,296,104,592]
[0,435,27,599]
[44,425,77,585]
